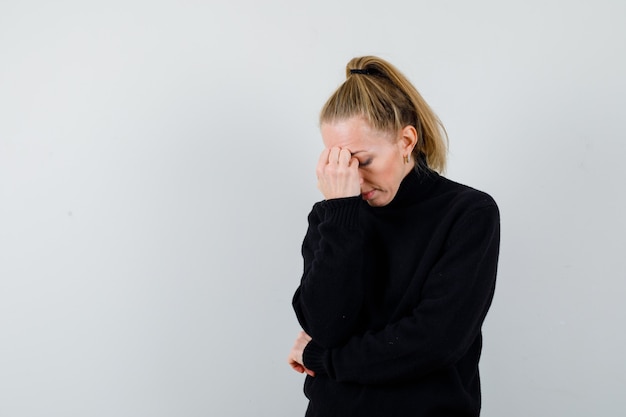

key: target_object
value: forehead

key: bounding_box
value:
[321,117,394,150]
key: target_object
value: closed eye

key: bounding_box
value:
[359,158,372,167]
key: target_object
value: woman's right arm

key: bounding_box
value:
[292,197,365,348]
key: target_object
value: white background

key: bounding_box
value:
[1,1,625,416]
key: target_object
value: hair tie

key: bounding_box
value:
[350,68,371,75]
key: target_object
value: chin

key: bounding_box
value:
[367,199,389,207]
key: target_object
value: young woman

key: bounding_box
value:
[288,56,500,416]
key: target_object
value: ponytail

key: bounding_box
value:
[320,56,448,173]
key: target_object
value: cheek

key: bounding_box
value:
[384,163,404,188]
[383,164,399,179]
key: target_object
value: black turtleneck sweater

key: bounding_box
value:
[292,168,500,417]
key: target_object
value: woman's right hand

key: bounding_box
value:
[316,147,362,200]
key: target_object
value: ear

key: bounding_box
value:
[398,125,418,155]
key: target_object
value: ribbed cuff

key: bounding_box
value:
[320,196,361,229]
[303,340,329,376]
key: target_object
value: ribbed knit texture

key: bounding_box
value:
[292,168,500,417]
[302,340,327,375]
[318,196,362,229]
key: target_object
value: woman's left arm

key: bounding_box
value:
[301,201,500,384]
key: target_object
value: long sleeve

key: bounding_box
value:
[303,200,500,384]
[292,196,366,348]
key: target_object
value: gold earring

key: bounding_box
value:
[403,154,411,164]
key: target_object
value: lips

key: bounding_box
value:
[361,189,376,200]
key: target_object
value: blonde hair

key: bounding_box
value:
[320,56,448,173]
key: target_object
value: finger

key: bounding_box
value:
[305,368,316,377]
[328,147,341,164]
[288,357,304,372]
[338,148,352,166]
